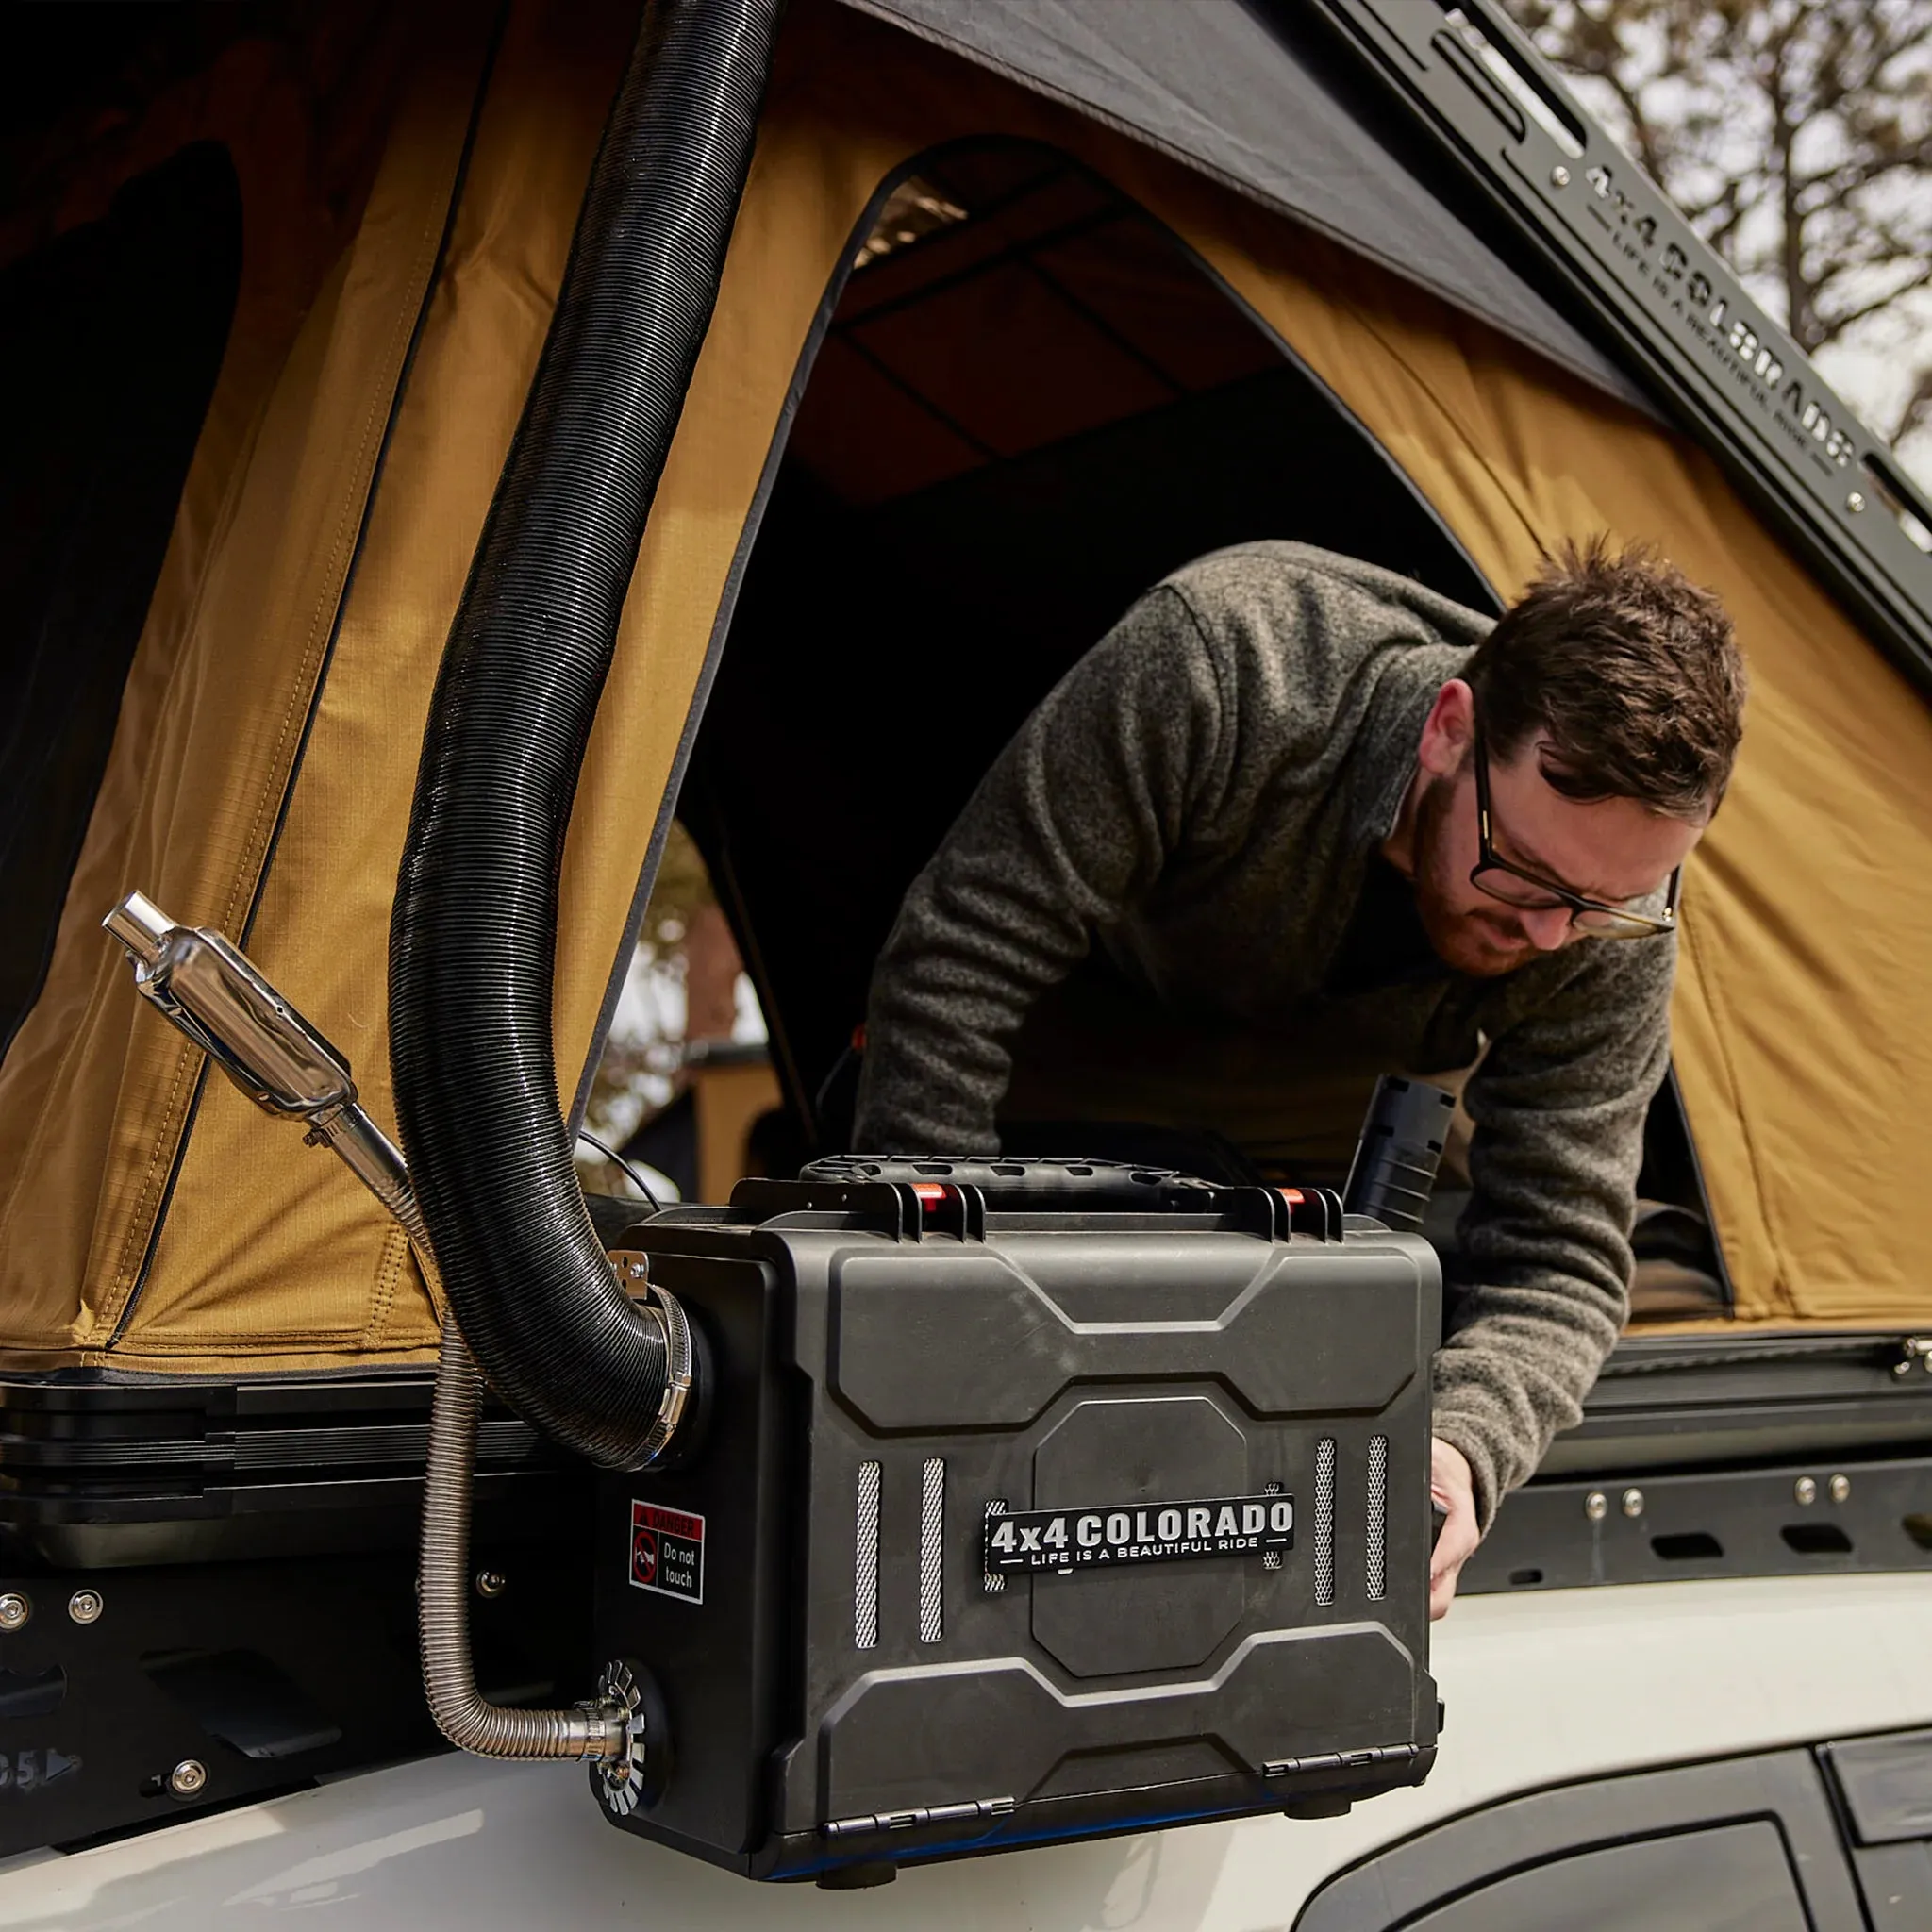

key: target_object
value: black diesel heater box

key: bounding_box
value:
[591,1157,1441,1881]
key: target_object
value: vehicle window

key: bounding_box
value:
[1295,1748,1866,1932]
[1848,1841,1932,1930]
[1398,1821,1805,1932]
[1826,1726,1932,1842]
[1824,1727,1932,1930]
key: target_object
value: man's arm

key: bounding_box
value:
[854,586,1232,1152]
[1433,936,1675,1533]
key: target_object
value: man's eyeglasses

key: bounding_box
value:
[1471,722,1680,940]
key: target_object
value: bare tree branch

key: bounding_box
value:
[1812,259,1932,345]
[1507,0,1932,478]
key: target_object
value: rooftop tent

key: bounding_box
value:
[1,0,1930,1377]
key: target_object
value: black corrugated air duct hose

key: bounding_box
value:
[389,0,782,1468]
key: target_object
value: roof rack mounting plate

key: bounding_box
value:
[1305,0,1932,693]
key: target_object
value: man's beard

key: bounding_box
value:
[1409,770,1541,979]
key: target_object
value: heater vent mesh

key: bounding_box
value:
[855,1461,881,1648]
[1366,1435,1389,1602]
[1314,1437,1337,1606]
[918,1457,945,1642]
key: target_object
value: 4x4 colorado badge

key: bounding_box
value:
[984,1492,1293,1574]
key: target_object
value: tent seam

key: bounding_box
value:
[96,1054,203,1348]
[361,1220,408,1351]
[1676,901,1792,1321]
[9,387,275,1345]
[103,12,504,1354]
[94,396,291,1342]
[1322,291,1548,562]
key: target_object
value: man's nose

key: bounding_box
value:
[1517,905,1574,952]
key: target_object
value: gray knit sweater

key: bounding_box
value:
[854,542,1674,1526]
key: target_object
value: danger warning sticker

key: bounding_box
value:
[984,1493,1292,1574]
[630,1501,705,1605]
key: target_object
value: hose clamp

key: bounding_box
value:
[609,1252,694,1465]
[640,1282,693,1464]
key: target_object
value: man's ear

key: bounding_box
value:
[1417,678,1475,780]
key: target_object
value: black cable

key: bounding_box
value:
[575,1125,663,1213]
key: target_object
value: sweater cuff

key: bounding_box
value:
[1429,1404,1504,1535]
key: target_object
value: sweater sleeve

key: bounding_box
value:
[1432,935,1675,1528]
[853,586,1231,1153]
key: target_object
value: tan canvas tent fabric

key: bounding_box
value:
[2,0,1928,1372]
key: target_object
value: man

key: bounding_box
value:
[853,539,1745,1616]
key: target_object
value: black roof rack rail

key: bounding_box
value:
[1307,0,1932,694]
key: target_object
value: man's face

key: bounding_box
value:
[1405,679,1708,979]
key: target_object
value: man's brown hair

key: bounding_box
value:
[1464,537,1745,820]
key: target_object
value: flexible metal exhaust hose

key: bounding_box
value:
[388,0,781,1467]
[422,1314,628,1758]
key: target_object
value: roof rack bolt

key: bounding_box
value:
[1828,1474,1852,1504]
[1550,164,1571,188]
[1583,1491,1607,1523]
[0,1593,30,1632]
[1620,1488,1644,1519]
[1793,1476,1818,1506]
[168,1759,208,1799]
[66,1590,103,1625]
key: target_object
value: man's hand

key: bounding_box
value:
[1429,1437,1481,1620]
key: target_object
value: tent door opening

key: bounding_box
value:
[680,137,1491,1133]
[672,136,1726,1313]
